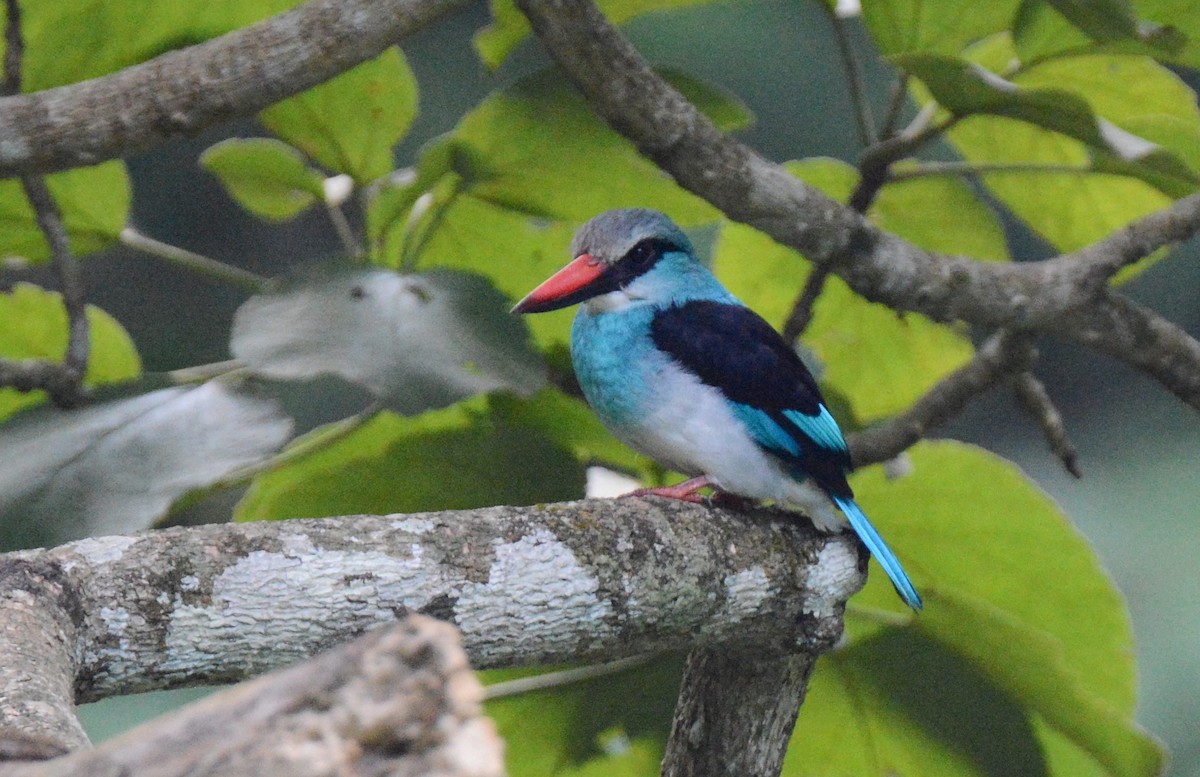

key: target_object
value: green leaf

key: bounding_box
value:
[787,630,1048,777]
[897,49,1200,197]
[801,441,1161,777]
[484,656,680,777]
[0,283,142,422]
[234,392,585,520]
[200,138,325,221]
[860,0,1023,56]
[475,0,720,70]
[919,591,1163,777]
[259,48,418,183]
[0,162,130,262]
[443,68,738,224]
[1043,0,1140,42]
[714,159,1003,421]
[231,267,545,414]
[490,389,657,480]
[911,37,1197,278]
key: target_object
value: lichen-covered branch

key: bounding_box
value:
[0,0,467,178]
[3,616,504,777]
[514,0,1200,411]
[0,498,861,755]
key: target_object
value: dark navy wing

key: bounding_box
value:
[649,299,853,497]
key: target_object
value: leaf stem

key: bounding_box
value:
[890,161,1092,180]
[483,654,657,699]
[120,227,268,292]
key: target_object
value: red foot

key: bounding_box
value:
[625,476,713,503]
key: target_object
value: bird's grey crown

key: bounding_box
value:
[570,208,693,265]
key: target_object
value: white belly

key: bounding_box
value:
[613,363,845,531]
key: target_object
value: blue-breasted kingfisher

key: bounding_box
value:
[512,208,921,610]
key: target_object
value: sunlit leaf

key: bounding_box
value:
[0,381,292,550]
[860,0,1022,56]
[200,138,326,221]
[233,392,583,520]
[231,267,545,414]
[443,68,738,224]
[0,283,142,422]
[0,162,130,262]
[260,48,418,183]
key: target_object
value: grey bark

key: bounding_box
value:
[662,649,819,777]
[0,0,468,177]
[1,615,505,777]
[0,498,863,758]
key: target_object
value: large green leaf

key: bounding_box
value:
[234,392,585,520]
[442,69,740,224]
[714,159,1004,422]
[0,162,130,262]
[860,0,1023,56]
[0,283,141,421]
[259,48,418,183]
[898,47,1200,200]
[475,0,719,69]
[200,138,326,221]
[912,37,1196,278]
[789,441,1160,777]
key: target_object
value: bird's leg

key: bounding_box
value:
[626,475,713,503]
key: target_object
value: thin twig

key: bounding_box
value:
[782,266,831,342]
[823,4,876,147]
[483,654,657,699]
[120,227,268,292]
[890,161,1092,181]
[1013,372,1083,478]
[850,109,959,212]
[847,331,1034,467]
[878,73,909,140]
[3,0,90,408]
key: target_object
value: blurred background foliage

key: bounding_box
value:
[0,0,1197,775]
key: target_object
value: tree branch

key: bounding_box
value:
[0,499,861,752]
[513,0,1200,410]
[4,616,505,777]
[663,649,818,777]
[0,0,467,178]
[847,330,1033,467]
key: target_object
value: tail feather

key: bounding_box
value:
[833,496,923,610]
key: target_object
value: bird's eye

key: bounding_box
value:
[626,241,658,268]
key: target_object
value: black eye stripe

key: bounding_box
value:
[612,238,678,286]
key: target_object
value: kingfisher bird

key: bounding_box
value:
[512,208,921,610]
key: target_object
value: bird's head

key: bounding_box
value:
[512,208,694,314]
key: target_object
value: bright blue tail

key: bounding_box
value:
[834,496,922,610]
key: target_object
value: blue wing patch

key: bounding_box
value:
[730,402,800,457]
[782,405,848,454]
